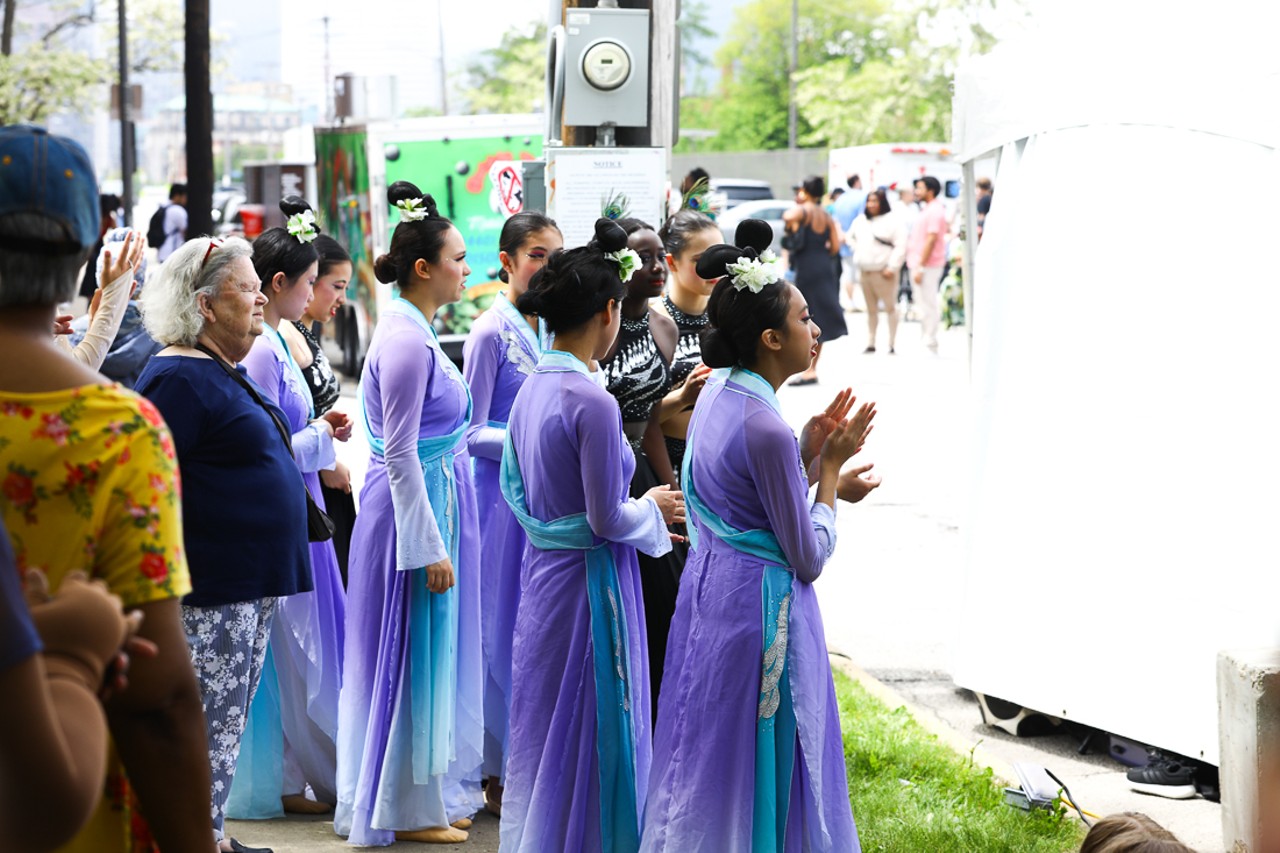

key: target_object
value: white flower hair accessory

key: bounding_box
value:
[396,197,428,222]
[287,210,318,244]
[726,249,782,293]
[606,247,641,284]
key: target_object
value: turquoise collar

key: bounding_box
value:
[538,348,593,377]
[726,367,782,415]
[387,296,439,346]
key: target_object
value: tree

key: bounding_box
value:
[0,0,194,125]
[0,45,104,124]
[795,0,1006,147]
[698,0,894,151]
[458,20,546,115]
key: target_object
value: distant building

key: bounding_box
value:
[145,84,302,183]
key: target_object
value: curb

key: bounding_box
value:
[829,654,1020,787]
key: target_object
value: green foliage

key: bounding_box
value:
[835,670,1084,852]
[702,0,1012,150]
[458,20,546,115]
[0,46,107,125]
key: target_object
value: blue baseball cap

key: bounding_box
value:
[0,125,100,255]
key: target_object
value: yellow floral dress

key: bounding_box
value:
[0,383,191,853]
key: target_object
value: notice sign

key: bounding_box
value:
[545,147,668,249]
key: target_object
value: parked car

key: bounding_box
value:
[710,178,775,210]
[716,198,792,254]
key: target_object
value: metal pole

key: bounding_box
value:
[322,15,332,123]
[185,0,214,237]
[118,0,133,226]
[788,0,797,150]
[436,0,448,115]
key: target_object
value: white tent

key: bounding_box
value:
[951,1,1280,764]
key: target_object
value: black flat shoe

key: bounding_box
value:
[788,376,818,387]
[227,839,274,853]
[863,346,876,354]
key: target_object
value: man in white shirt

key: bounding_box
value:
[157,183,188,262]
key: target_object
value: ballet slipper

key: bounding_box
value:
[281,793,333,814]
[394,826,469,844]
[451,818,473,829]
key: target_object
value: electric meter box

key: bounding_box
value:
[562,7,650,128]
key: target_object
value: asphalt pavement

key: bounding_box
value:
[232,312,1223,851]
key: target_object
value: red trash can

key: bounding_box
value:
[238,204,265,240]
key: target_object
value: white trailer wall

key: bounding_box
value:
[952,2,1280,763]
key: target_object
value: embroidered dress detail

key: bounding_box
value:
[501,329,537,376]
[758,593,791,720]
[292,320,341,415]
[661,295,708,389]
[601,313,671,423]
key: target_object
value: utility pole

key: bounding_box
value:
[788,0,797,150]
[185,0,213,237]
[322,15,332,123]
[118,0,134,225]
[435,0,448,115]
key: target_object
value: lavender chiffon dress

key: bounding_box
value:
[498,349,672,853]
[462,295,543,782]
[641,368,860,852]
[335,298,484,845]
[229,325,345,814]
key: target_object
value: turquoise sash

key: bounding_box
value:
[682,367,797,852]
[499,351,641,852]
[362,296,473,781]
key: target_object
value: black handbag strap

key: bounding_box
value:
[193,343,295,454]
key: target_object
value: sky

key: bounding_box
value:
[267,0,739,117]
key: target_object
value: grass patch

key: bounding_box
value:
[836,670,1086,853]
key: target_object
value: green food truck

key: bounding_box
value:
[314,114,543,373]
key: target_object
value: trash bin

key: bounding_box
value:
[239,204,265,240]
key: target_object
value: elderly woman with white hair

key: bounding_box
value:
[135,235,313,853]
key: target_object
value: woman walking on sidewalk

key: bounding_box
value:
[499,219,684,853]
[642,220,874,853]
[783,176,846,385]
[846,188,907,354]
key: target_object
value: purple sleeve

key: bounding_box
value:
[462,327,505,461]
[575,385,672,557]
[744,410,836,584]
[380,330,447,569]
[242,339,334,473]
[0,531,40,671]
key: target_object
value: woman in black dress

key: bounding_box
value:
[783,174,846,385]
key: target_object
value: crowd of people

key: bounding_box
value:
[1,122,1189,853]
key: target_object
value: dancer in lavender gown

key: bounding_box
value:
[499,219,685,853]
[231,197,352,819]
[642,219,881,852]
[461,212,563,816]
[336,181,484,845]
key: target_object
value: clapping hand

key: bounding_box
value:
[837,462,882,504]
[53,314,74,336]
[800,388,857,469]
[819,399,877,469]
